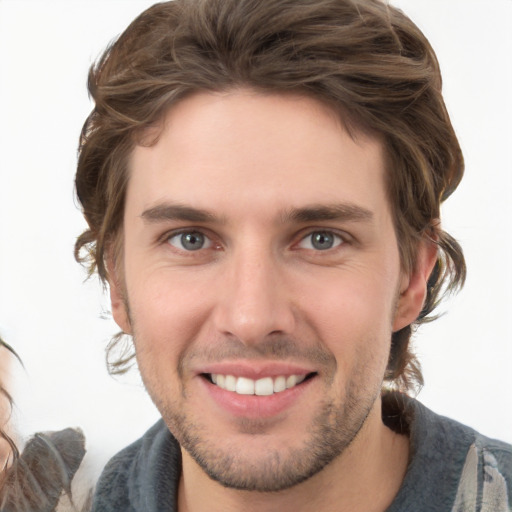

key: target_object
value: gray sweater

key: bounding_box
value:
[91,395,512,511]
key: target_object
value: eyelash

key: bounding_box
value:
[161,228,349,254]
[164,229,217,252]
[296,230,345,251]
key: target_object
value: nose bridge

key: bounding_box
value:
[214,241,294,344]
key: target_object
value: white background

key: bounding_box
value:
[0,0,511,482]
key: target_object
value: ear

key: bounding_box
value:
[393,238,438,332]
[107,257,133,335]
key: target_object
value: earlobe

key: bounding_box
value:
[393,239,438,332]
[107,259,132,335]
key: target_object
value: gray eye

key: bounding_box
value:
[298,231,343,251]
[311,232,334,250]
[168,231,211,251]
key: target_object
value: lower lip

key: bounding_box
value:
[201,376,315,419]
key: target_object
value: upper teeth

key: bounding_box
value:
[211,374,306,396]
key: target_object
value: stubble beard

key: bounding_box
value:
[147,363,381,492]
[126,297,386,493]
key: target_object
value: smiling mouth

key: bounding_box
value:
[203,373,317,396]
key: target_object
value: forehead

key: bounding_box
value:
[126,90,389,223]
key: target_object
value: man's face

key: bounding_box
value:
[111,90,421,491]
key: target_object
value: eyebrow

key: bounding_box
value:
[140,202,373,225]
[141,203,221,223]
[282,203,374,224]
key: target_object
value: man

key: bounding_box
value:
[74,0,511,510]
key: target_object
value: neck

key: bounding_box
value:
[177,399,409,512]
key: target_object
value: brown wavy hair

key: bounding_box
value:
[75,0,466,392]
[0,338,19,471]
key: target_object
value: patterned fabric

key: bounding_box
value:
[452,444,511,512]
[384,395,511,512]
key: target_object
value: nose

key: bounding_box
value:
[212,246,296,346]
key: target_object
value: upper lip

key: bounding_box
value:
[195,360,317,380]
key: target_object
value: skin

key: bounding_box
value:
[110,90,436,512]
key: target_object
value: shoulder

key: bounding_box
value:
[411,397,512,511]
[475,432,512,468]
[384,394,512,512]
[90,437,142,512]
[452,431,512,512]
[91,420,181,512]
[412,398,511,478]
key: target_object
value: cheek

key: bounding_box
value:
[301,268,398,334]
[126,270,212,358]
[299,268,397,372]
